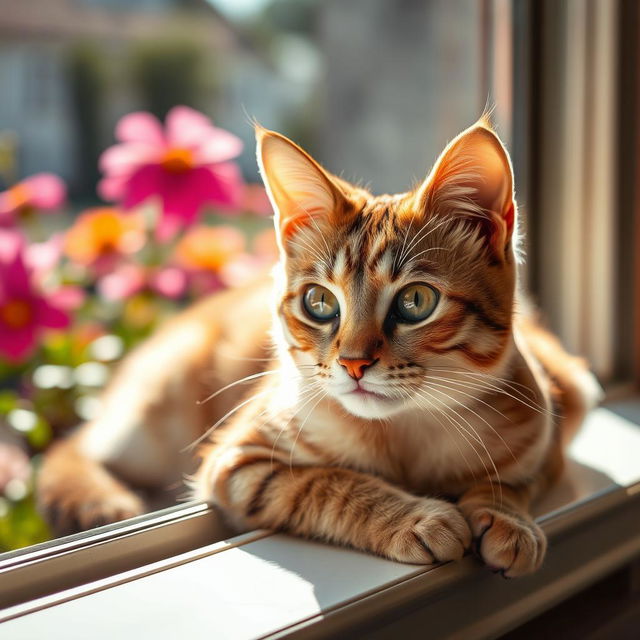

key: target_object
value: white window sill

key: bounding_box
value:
[1,405,639,639]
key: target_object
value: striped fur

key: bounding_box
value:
[39,121,600,577]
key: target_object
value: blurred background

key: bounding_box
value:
[0,0,637,551]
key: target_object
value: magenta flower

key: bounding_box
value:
[97,263,188,301]
[98,106,245,240]
[0,231,69,363]
[0,174,66,225]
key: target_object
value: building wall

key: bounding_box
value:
[0,42,77,184]
[318,0,485,194]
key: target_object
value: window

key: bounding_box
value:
[1,1,639,635]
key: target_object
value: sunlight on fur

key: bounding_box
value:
[38,117,600,577]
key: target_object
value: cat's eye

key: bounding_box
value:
[394,283,439,323]
[303,285,340,321]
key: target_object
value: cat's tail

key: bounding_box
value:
[518,312,604,446]
[37,434,145,535]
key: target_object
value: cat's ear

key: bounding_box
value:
[418,120,515,253]
[256,127,346,241]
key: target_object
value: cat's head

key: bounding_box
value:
[258,119,518,419]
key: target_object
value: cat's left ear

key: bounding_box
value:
[418,120,515,254]
[256,127,348,243]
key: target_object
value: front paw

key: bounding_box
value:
[39,490,144,535]
[384,499,471,565]
[467,507,546,577]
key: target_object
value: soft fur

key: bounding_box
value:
[38,119,600,577]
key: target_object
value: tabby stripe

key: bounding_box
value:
[246,466,283,517]
[368,243,389,271]
[286,472,319,527]
[216,457,272,507]
[449,294,509,333]
[425,340,508,367]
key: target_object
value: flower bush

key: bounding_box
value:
[0,107,274,551]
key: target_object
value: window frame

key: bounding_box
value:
[2,2,640,636]
[1,406,639,637]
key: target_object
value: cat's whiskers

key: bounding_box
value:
[429,365,541,402]
[183,388,274,452]
[395,215,439,267]
[413,385,495,501]
[423,375,511,422]
[287,237,329,267]
[288,387,328,477]
[400,385,477,484]
[397,216,452,269]
[406,246,453,264]
[418,383,503,506]
[392,214,416,274]
[197,369,286,406]
[423,376,519,467]
[268,380,324,471]
[429,366,556,417]
[306,211,334,266]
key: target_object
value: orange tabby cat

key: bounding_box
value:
[38,118,600,576]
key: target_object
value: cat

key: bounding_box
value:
[38,117,601,577]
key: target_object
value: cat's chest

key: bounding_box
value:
[308,408,485,495]
[374,418,483,494]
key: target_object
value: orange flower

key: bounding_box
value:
[64,208,145,265]
[174,226,245,273]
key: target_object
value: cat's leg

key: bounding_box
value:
[38,435,145,535]
[196,446,471,564]
[457,482,546,577]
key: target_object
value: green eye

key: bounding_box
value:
[395,284,439,323]
[303,285,340,321]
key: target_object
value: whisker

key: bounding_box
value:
[268,382,324,470]
[423,376,511,422]
[399,385,477,484]
[393,214,415,273]
[197,370,284,406]
[414,386,493,499]
[398,217,452,268]
[429,366,541,402]
[288,389,327,477]
[429,367,557,418]
[418,384,503,506]
[422,377,519,468]
[183,388,273,453]
[406,246,453,262]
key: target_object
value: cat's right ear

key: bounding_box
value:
[256,127,345,241]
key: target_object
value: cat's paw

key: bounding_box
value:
[467,507,546,577]
[385,499,471,565]
[40,490,145,535]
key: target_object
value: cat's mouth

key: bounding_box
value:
[334,382,406,419]
[349,387,386,399]
[343,383,393,401]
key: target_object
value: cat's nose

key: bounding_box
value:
[338,357,376,380]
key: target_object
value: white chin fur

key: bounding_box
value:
[336,392,408,419]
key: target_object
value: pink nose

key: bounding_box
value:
[338,357,375,380]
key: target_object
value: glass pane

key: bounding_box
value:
[0,0,510,553]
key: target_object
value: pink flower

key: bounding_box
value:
[242,184,273,216]
[98,263,188,301]
[99,107,245,240]
[0,231,69,362]
[0,174,66,225]
[97,263,146,301]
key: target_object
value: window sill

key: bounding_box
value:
[1,404,639,639]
